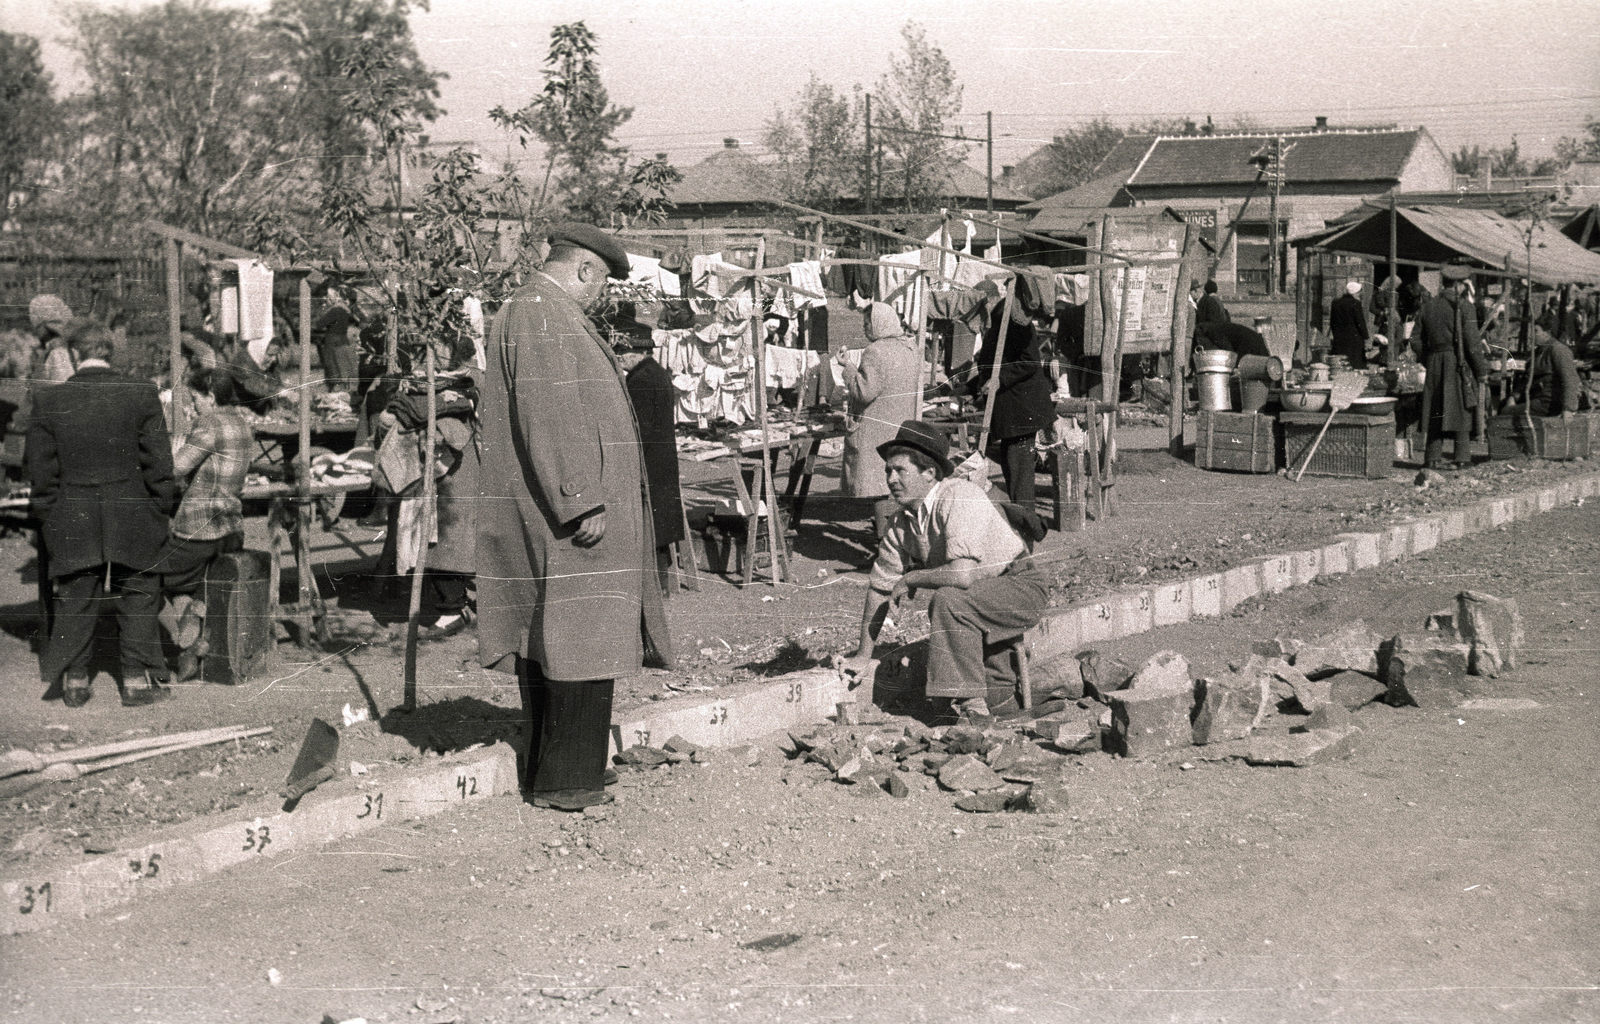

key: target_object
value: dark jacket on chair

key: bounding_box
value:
[26,366,178,579]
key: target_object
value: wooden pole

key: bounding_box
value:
[165,238,189,439]
[1388,194,1401,362]
[295,274,323,646]
[1169,224,1200,456]
[1102,259,1133,517]
[751,237,784,585]
[912,272,929,416]
[403,343,438,710]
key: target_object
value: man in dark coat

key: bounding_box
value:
[1329,281,1371,368]
[1195,321,1272,359]
[476,224,673,813]
[607,311,685,595]
[27,321,179,707]
[1411,265,1487,469]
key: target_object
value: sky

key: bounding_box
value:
[9,0,1600,174]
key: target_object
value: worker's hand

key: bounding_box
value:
[889,577,915,608]
[573,509,607,547]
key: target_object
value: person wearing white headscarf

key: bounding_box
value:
[839,302,922,500]
[1330,280,1372,368]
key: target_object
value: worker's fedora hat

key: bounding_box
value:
[877,420,953,477]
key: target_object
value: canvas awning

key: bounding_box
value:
[1300,204,1600,286]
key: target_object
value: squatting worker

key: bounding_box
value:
[27,320,178,708]
[1411,263,1486,471]
[476,223,673,813]
[840,420,1051,724]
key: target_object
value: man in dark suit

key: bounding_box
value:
[27,321,179,707]
[1329,280,1372,368]
[1193,279,1230,344]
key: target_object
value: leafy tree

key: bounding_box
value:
[490,22,678,226]
[760,74,863,210]
[265,0,444,189]
[874,21,965,212]
[0,32,55,223]
[1554,116,1600,164]
[1454,137,1566,180]
[56,0,310,241]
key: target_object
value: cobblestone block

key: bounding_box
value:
[1246,725,1362,766]
[1107,688,1194,757]
[1338,532,1382,570]
[1112,591,1154,637]
[1379,633,1482,710]
[1221,563,1262,610]
[1258,554,1294,594]
[1152,582,1191,626]
[1381,524,1411,561]
[1078,600,1115,644]
[1440,510,1466,542]
[1291,548,1323,586]
[1190,574,1223,618]
[1191,676,1260,745]
[1457,590,1525,676]
[1326,670,1388,710]
[1411,518,1441,553]
[1320,541,1350,577]
[938,754,1004,792]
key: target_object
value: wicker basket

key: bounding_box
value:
[1280,411,1395,479]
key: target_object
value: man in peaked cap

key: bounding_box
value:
[476,224,672,812]
[839,420,1051,724]
[1410,261,1486,470]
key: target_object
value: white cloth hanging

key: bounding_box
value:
[788,260,826,310]
[219,259,274,343]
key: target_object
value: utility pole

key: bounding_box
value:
[986,111,994,215]
[864,94,873,216]
[1268,136,1281,296]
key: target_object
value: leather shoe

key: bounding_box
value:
[602,768,619,786]
[530,788,614,811]
[61,676,91,708]
[122,674,174,708]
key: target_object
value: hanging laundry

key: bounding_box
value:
[462,295,486,370]
[627,253,682,298]
[877,250,925,325]
[691,253,725,297]
[218,259,274,343]
[788,260,826,310]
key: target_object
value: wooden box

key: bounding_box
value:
[1280,411,1395,479]
[200,550,274,685]
[1195,410,1277,473]
[1486,414,1591,461]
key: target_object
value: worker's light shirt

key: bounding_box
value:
[869,476,1026,594]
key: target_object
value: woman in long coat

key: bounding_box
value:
[839,302,922,498]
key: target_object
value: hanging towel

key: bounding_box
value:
[222,259,275,342]
[788,261,826,310]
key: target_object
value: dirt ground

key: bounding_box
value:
[0,438,1597,1022]
[0,446,1591,867]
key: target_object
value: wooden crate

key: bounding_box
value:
[1487,414,1592,461]
[1195,410,1277,473]
[1280,411,1395,479]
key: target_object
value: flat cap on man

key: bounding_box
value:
[547,223,633,280]
[1439,262,1473,282]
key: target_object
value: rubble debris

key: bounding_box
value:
[953,791,1013,813]
[1455,591,1525,677]
[1246,725,1362,766]
[1190,676,1259,745]
[1302,701,1354,733]
[1017,781,1070,814]
[1325,670,1388,710]
[1124,650,1192,693]
[1426,608,1456,632]
[613,745,671,767]
[1379,634,1483,709]
[1076,649,1132,699]
[1291,621,1383,677]
[1025,654,1085,701]
[938,754,1005,792]
[662,735,700,756]
[1106,688,1195,757]
[885,774,910,798]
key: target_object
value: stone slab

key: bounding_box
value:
[1320,541,1350,577]
[1112,591,1154,638]
[1258,554,1294,594]
[1152,582,1192,627]
[1488,498,1514,527]
[1078,600,1115,645]
[1106,688,1195,758]
[1338,533,1382,570]
[1190,574,1223,619]
[1,746,517,936]
[1411,518,1441,553]
[1291,548,1323,586]
[613,666,847,755]
[1537,488,1557,512]
[1380,524,1411,562]
[1220,564,1262,611]
[1025,609,1081,663]
[1440,510,1466,542]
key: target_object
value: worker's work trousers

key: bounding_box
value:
[43,565,165,686]
[925,563,1052,705]
[518,658,613,795]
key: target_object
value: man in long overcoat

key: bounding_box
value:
[607,309,686,594]
[1329,281,1371,369]
[1411,264,1486,469]
[27,321,178,707]
[477,224,673,812]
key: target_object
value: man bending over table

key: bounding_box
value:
[840,420,1052,723]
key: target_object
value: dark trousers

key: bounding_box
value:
[156,532,244,595]
[989,434,1038,508]
[518,658,613,794]
[318,343,359,392]
[925,564,1052,704]
[43,565,165,685]
[423,570,471,618]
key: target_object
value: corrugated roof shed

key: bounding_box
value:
[1128,130,1424,187]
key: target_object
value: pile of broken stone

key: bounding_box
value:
[784,589,1523,814]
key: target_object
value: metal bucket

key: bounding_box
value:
[1194,349,1238,372]
[1239,379,1270,413]
[1198,370,1233,412]
[1236,354,1284,382]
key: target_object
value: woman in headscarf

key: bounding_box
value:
[838,302,923,533]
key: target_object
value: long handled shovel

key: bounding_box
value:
[1293,374,1369,482]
